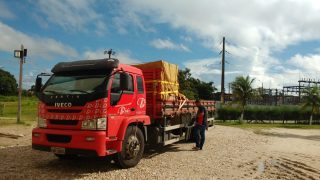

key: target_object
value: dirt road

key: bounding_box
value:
[0,124,319,179]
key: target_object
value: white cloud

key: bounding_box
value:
[94,20,108,36]
[112,5,156,34]
[0,22,77,59]
[34,0,107,35]
[183,51,320,91]
[83,49,106,60]
[118,0,320,89]
[0,1,15,19]
[184,58,220,76]
[180,36,192,42]
[122,0,320,50]
[287,53,320,73]
[150,38,190,52]
[83,49,141,64]
[183,46,298,91]
[115,52,141,64]
[183,58,243,90]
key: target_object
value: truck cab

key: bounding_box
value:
[32,58,150,168]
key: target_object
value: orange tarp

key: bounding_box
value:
[134,60,180,100]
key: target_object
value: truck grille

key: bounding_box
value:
[47,134,72,143]
[47,109,81,113]
[49,120,79,126]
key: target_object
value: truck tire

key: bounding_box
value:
[116,126,144,168]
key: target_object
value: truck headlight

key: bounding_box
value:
[81,118,107,130]
[38,117,47,128]
[96,118,107,130]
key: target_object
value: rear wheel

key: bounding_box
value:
[117,126,144,168]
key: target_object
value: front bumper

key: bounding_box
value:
[32,128,120,156]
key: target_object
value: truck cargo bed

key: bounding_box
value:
[150,100,215,126]
[134,60,215,123]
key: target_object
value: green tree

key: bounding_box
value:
[302,86,320,125]
[178,68,197,99]
[178,68,216,100]
[196,80,216,100]
[0,69,18,96]
[231,75,255,123]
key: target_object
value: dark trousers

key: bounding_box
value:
[194,125,205,149]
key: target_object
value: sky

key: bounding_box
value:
[1,0,320,91]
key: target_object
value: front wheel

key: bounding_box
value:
[116,126,144,168]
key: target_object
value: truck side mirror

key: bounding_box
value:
[35,77,42,93]
[120,73,130,91]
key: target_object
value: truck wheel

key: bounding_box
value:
[55,154,77,160]
[117,126,144,168]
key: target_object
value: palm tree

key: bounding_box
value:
[231,76,255,123]
[302,86,320,125]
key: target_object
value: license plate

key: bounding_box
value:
[51,147,65,154]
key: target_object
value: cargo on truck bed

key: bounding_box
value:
[134,60,215,121]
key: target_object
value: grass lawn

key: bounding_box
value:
[0,96,38,126]
[215,121,320,130]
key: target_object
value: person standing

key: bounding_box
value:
[192,99,208,150]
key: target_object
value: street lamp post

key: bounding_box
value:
[14,45,27,123]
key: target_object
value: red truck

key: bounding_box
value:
[32,58,215,168]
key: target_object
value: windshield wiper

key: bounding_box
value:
[69,89,89,94]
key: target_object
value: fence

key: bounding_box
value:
[0,103,4,116]
[216,105,320,124]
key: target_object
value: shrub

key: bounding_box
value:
[216,105,316,123]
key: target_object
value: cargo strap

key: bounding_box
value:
[146,90,179,94]
[145,80,179,86]
[178,99,187,112]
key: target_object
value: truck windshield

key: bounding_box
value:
[42,74,108,95]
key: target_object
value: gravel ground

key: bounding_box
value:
[0,124,319,180]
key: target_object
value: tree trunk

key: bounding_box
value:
[309,114,313,125]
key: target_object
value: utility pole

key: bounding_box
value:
[14,44,27,123]
[298,80,301,103]
[220,37,226,104]
[275,89,278,106]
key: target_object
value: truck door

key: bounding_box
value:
[135,75,146,115]
[107,72,136,137]
[108,72,136,116]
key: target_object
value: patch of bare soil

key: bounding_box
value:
[0,124,34,148]
[0,124,319,179]
[237,128,320,180]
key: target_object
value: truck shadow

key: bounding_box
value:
[144,142,195,159]
[37,155,118,171]
[1,143,197,179]
[0,146,120,179]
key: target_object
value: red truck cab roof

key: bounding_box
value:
[117,63,143,75]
